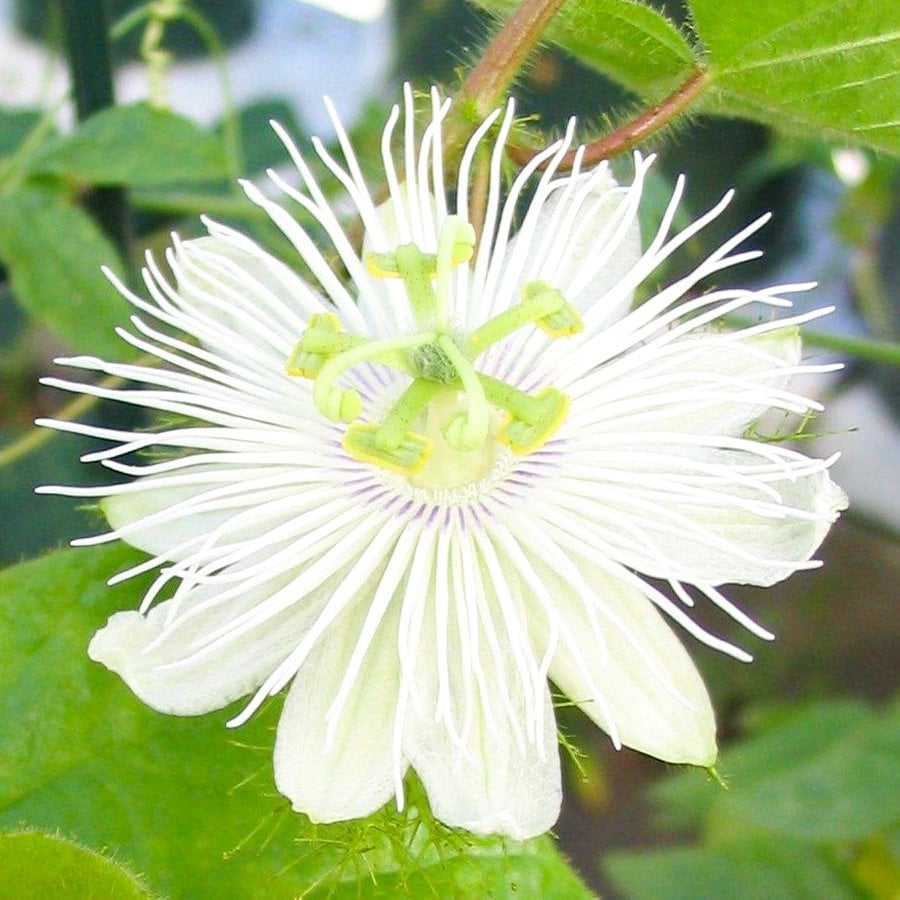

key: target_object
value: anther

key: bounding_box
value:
[287,313,365,378]
[366,216,476,330]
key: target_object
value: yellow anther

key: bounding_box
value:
[499,387,570,455]
[344,423,432,474]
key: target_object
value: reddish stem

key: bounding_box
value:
[455,0,567,116]
[507,68,710,170]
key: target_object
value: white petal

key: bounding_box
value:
[101,474,250,560]
[540,555,717,765]
[273,598,401,823]
[508,167,642,323]
[570,327,809,437]
[403,552,562,840]
[405,688,561,839]
[552,446,847,587]
[88,574,320,715]
[176,232,324,333]
[671,463,847,587]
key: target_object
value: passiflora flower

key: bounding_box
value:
[40,86,846,840]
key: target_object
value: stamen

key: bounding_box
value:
[293,218,578,466]
[468,280,582,356]
[434,216,476,327]
[366,216,475,330]
[286,312,365,378]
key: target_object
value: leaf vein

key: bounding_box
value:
[719,30,900,75]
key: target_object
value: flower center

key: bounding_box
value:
[286,216,583,482]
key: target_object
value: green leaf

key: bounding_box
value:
[650,700,872,829]
[0,546,594,898]
[0,831,150,900]
[322,836,593,898]
[0,187,127,357]
[690,0,900,154]
[725,700,900,841]
[650,699,900,842]
[217,99,305,176]
[0,107,44,160]
[470,0,698,96]
[32,103,229,187]
[604,836,850,900]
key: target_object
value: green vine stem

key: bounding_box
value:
[111,1,243,184]
[507,67,710,168]
[729,321,900,368]
[58,0,131,258]
[458,0,567,114]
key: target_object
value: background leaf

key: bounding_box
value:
[474,0,900,155]
[31,103,229,187]
[0,188,127,358]
[650,699,900,841]
[0,545,595,899]
[0,107,44,160]
[604,835,851,900]
[0,832,150,900]
[689,0,900,154]
[470,0,698,96]
[605,699,900,898]
[217,99,305,176]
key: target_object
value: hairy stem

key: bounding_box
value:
[443,0,566,157]
[508,67,710,168]
[458,0,566,115]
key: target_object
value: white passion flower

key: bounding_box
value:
[39,86,847,840]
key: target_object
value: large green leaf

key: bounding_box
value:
[476,0,899,154]
[723,701,900,842]
[604,835,850,900]
[649,700,873,829]
[690,0,900,154]
[649,699,900,842]
[32,103,229,187]
[0,187,127,357]
[0,832,150,899]
[470,0,698,96]
[0,546,594,898]
[216,99,305,176]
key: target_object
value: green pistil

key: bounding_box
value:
[287,218,583,473]
[313,333,430,423]
[436,333,489,451]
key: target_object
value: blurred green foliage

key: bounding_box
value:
[605,698,900,898]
